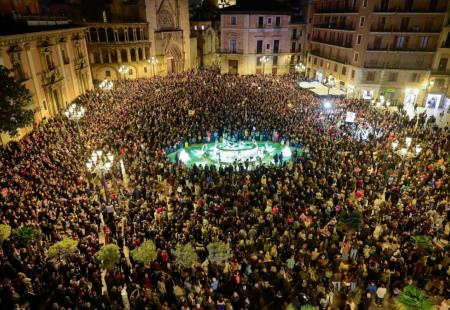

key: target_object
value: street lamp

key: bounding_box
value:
[295,63,306,77]
[260,56,270,75]
[86,149,115,203]
[148,56,159,77]
[99,79,113,91]
[64,103,85,136]
[118,65,129,80]
[391,137,422,184]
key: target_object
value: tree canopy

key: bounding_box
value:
[0,65,34,136]
[131,240,157,265]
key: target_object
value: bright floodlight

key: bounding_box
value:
[179,149,190,163]
[405,137,412,148]
[282,145,292,158]
[323,101,332,109]
[400,148,408,157]
[415,145,422,155]
[392,141,399,150]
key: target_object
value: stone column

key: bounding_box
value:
[96,28,100,42]
[117,49,122,63]
[126,48,131,62]
[56,41,70,106]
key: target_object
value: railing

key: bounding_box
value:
[370,26,440,33]
[313,23,355,31]
[220,49,243,54]
[366,45,435,52]
[373,6,446,13]
[311,38,352,48]
[314,7,358,14]
[363,62,430,70]
[309,49,350,64]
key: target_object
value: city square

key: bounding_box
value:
[0,0,449,309]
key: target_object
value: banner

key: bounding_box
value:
[345,111,356,123]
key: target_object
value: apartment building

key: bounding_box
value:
[219,0,294,75]
[306,0,449,108]
[0,26,93,143]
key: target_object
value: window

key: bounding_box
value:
[351,69,355,79]
[420,36,429,49]
[438,58,448,71]
[297,43,301,52]
[230,16,237,25]
[258,16,264,28]
[42,100,47,110]
[61,46,69,64]
[144,66,147,73]
[396,36,406,49]
[411,72,418,82]
[291,42,296,53]
[106,70,111,77]
[400,17,410,31]
[342,66,347,75]
[359,16,365,27]
[363,0,368,7]
[313,57,317,65]
[257,40,263,53]
[388,72,398,81]
[267,17,272,25]
[273,40,279,53]
[320,59,324,67]
[128,68,133,75]
[266,43,270,50]
[273,56,278,65]
[272,67,277,75]
[334,64,338,72]
[374,36,382,49]
[275,16,281,26]
[230,39,237,53]
[292,29,297,40]
[356,34,362,45]
[353,52,359,62]
[366,71,375,81]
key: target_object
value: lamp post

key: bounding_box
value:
[260,56,270,75]
[64,103,85,137]
[118,65,129,80]
[194,25,206,68]
[295,63,306,78]
[147,56,159,78]
[86,150,115,203]
[391,137,422,184]
[99,79,113,91]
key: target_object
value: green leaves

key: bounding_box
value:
[47,238,78,262]
[12,226,41,247]
[0,224,11,243]
[0,65,34,136]
[173,243,199,268]
[95,244,121,270]
[337,211,363,232]
[411,235,434,252]
[300,306,317,310]
[131,240,157,265]
[395,285,433,310]
[207,241,232,264]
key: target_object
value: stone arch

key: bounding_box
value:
[130,48,137,62]
[165,44,183,74]
[107,28,114,42]
[98,28,107,42]
[118,28,125,41]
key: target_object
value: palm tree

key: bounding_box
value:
[12,226,41,248]
[95,244,121,270]
[395,285,433,310]
[131,240,157,265]
[411,235,434,253]
[337,211,363,233]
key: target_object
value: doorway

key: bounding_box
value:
[228,60,238,74]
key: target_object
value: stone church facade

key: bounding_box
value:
[86,0,191,82]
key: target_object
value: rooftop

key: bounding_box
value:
[220,0,291,14]
[0,16,84,36]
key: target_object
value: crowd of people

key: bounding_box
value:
[0,69,449,310]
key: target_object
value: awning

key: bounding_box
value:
[299,81,345,96]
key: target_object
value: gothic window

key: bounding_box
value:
[9,48,26,81]
[158,10,175,29]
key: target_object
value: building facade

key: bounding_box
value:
[219,1,294,75]
[86,0,191,82]
[0,26,93,143]
[305,0,449,108]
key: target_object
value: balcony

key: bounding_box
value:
[309,49,350,64]
[42,67,63,86]
[314,7,358,14]
[220,49,243,54]
[366,45,435,53]
[311,38,353,49]
[313,23,356,32]
[373,6,446,14]
[370,26,441,33]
